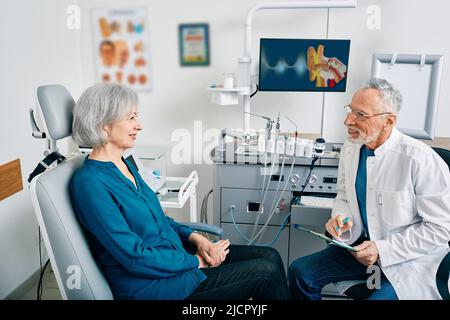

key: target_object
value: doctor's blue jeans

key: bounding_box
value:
[288,242,398,300]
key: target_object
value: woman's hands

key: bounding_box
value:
[195,253,208,269]
[198,239,229,268]
[189,232,230,268]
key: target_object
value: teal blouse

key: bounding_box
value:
[70,156,206,299]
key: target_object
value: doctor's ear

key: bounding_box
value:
[386,113,396,126]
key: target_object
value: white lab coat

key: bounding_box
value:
[332,127,450,299]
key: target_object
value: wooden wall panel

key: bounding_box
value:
[0,159,23,201]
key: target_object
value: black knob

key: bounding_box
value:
[316,138,325,144]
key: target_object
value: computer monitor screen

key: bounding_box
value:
[259,38,351,92]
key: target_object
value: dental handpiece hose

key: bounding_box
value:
[251,116,299,245]
[249,129,279,244]
[254,134,288,245]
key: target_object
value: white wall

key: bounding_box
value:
[0,0,82,298]
[324,0,450,142]
[2,0,450,297]
[78,0,329,140]
[77,0,450,224]
[77,0,330,222]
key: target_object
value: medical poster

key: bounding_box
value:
[179,23,210,66]
[92,7,152,91]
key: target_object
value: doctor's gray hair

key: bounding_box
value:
[72,83,138,148]
[362,78,402,114]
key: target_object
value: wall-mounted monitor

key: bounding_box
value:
[259,38,351,92]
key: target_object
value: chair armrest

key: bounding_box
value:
[436,250,450,300]
[183,222,223,237]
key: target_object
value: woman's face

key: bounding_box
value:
[103,106,143,151]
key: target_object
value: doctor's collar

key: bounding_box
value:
[371,126,400,156]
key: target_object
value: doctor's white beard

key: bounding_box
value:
[346,126,379,145]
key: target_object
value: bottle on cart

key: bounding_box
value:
[276,137,285,154]
[267,137,275,153]
[295,139,305,157]
[258,134,266,153]
[285,137,296,156]
[304,140,313,158]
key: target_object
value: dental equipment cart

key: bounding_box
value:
[128,147,200,223]
[212,142,345,298]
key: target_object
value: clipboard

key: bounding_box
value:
[293,224,359,252]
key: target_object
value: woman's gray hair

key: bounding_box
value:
[362,78,402,114]
[72,83,138,147]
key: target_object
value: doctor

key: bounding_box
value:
[288,78,450,300]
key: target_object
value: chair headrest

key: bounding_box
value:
[37,85,75,140]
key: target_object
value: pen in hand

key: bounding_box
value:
[326,215,353,239]
[335,216,350,233]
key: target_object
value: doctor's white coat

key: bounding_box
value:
[333,127,450,299]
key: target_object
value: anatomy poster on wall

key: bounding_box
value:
[92,7,152,91]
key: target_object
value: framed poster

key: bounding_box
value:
[92,7,152,91]
[179,23,210,66]
[371,53,443,140]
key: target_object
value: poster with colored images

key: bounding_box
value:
[179,23,210,66]
[92,7,152,91]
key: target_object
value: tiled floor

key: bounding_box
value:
[19,265,62,300]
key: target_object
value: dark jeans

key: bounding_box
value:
[186,245,290,300]
[288,239,398,300]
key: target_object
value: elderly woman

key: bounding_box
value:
[70,83,289,300]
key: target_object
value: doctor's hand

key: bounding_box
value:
[351,241,379,267]
[325,215,353,239]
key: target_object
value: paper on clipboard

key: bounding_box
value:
[293,224,359,252]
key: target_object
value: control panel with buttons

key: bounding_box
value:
[282,167,338,193]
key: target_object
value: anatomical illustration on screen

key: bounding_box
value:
[307,45,347,88]
[259,38,350,92]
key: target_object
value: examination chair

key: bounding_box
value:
[29,84,222,299]
[338,147,450,300]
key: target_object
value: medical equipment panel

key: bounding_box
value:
[213,144,344,297]
[221,188,291,225]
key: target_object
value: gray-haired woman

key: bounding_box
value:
[70,83,289,300]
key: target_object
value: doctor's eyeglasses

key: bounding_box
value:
[344,105,392,121]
